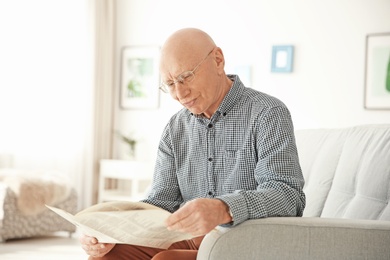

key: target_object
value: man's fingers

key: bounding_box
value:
[165,200,208,234]
[171,221,205,236]
[82,242,115,257]
[165,202,194,228]
[79,234,97,245]
[166,212,194,231]
[165,198,231,236]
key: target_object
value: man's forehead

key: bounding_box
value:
[160,53,196,76]
[160,63,187,81]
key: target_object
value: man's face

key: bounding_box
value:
[161,48,225,118]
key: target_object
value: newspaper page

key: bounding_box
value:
[46,201,193,249]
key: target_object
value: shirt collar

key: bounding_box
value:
[216,74,244,117]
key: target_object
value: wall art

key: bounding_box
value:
[364,32,390,110]
[271,45,294,73]
[120,46,160,109]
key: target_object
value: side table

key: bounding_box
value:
[98,159,153,203]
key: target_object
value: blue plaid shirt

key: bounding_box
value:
[142,75,305,226]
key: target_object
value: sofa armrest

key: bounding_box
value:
[197,217,390,260]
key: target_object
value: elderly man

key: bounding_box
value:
[81,28,305,260]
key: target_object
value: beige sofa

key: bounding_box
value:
[198,124,390,259]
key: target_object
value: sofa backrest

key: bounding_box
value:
[295,124,390,221]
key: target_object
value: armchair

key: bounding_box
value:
[197,124,390,259]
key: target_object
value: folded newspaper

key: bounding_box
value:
[46,201,193,249]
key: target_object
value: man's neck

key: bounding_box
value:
[201,75,233,119]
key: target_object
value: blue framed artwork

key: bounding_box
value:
[271,45,294,73]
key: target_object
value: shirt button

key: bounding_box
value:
[208,157,213,162]
[223,112,227,116]
[208,191,213,196]
[208,123,213,128]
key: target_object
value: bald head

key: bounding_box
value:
[160,28,217,72]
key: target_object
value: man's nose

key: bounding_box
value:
[175,82,190,99]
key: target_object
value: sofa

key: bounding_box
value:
[0,170,78,241]
[197,124,390,259]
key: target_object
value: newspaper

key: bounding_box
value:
[46,201,193,249]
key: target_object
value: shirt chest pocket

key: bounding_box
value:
[223,147,257,192]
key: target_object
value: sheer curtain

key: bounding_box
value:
[89,0,116,205]
[0,0,116,209]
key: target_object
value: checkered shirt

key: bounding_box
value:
[142,75,306,226]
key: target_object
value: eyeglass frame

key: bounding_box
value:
[159,48,214,93]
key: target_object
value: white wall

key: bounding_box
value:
[0,0,94,208]
[113,0,390,163]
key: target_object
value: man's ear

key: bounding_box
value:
[214,47,225,73]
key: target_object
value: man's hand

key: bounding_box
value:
[165,198,232,237]
[79,234,115,257]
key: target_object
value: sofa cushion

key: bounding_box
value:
[321,125,390,220]
[296,124,390,220]
[295,128,348,217]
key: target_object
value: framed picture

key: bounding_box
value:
[364,32,390,110]
[271,45,294,73]
[120,46,160,109]
[226,64,253,86]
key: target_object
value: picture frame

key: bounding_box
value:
[226,64,253,86]
[364,32,390,110]
[120,45,160,109]
[271,45,294,73]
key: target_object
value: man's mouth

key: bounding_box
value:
[182,99,196,108]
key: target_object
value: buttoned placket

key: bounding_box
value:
[204,112,224,198]
[206,120,215,197]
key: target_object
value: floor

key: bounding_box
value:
[0,231,87,260]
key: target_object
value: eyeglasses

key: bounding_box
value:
[159,49,214,93]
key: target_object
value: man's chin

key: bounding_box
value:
[187,108,201,116]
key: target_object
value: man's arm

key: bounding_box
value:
[141,123,183,213]
[216,106,306,226]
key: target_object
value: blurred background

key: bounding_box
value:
[0,0,389,209]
